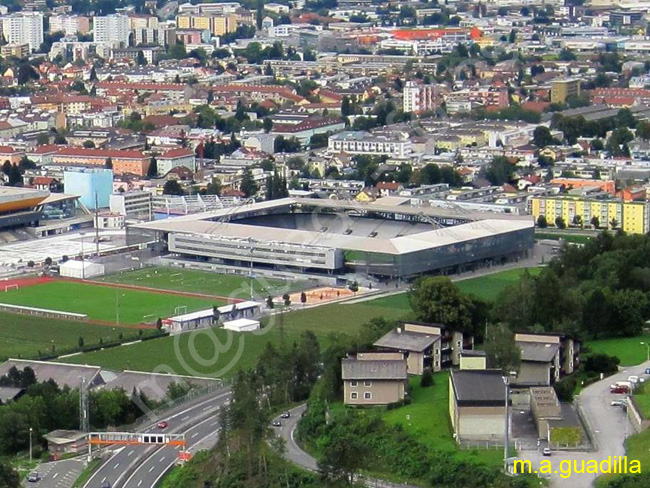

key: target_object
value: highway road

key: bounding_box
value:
[83,388,230,488]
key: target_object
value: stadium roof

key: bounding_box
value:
[132,198,533,255]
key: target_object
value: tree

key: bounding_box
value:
[83,140,95,148]
[348,281,359,294]
[537,215,548,228]
[0,461,19,488]
[156,317,163,330]
[636,120,650,140]
[147,157,157,177]
[78,336,84,349]
[162,179,184,196]
[508,29,517,43]
[169,41,186,59]
[36,133,49,145]
[409,277,472,333]
[484,324,521,375]
[17,63,38,84]
[583,217,597,232]
[558,48,576,61]
[262,117,273,133]
[341,96,353,117]
[421,368,434,387]
[105,157,113,169]
[555,216,566,229]
[266,295,274,309]
[484,156,513,185]
[205,177,222,195]
[532,126,555,148]
[89,66,98,82]
[136,50,147,66]
[318,425,367,484]
[240,167,258,197]
[610,218,618,230]
[283,292,291,307]
[256,0,264,30]
[300,291,307,306]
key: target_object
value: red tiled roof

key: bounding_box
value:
[160,148,195,159]
[33,176,54,185]
[56,147,146,159]
[30,145,59,154]
[0,145,17,153]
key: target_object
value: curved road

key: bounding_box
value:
[84,389,230,488]
[271,405,417,488]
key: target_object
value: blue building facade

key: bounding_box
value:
[63,169,114,210]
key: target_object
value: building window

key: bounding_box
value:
[435,360,439,368]
[351,381,358,387]
[435,348,439,355]
[351,392,358,400]
[364,381,372,387]
[364,392,372,400]
[457,340,461,347]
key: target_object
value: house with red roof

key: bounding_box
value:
[156,148,196,176]
[52,147,151,176]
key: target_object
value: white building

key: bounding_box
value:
[50,15,89,36]
[60,260,105,279]
[223,318,260,332]
[93,14,130,47]
[0,12,44,52]
[403,81,438,114]
[109,191,153,218]
[328,131,412,157]
[94,211,124,229]
[156,148,196,176]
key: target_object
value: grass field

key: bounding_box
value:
[60,299,411,377]
[382,374,503,467]
[0,281,219,325]
[456,267,542,302]
[586,334,650,366]
[0,311,155,360]
[100,267,307,298]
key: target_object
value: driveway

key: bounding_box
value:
[520,362,647,487]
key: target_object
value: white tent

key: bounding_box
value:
[59,260,105,279]
[223,318,260,333]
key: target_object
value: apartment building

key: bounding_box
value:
[50,15,90,35]
[0,12,43,52]
[109,191,153,218]
[403,81,439,114]
[176,13,237,36]
[341,351,408,406]
[529,195,650,234]
[328,130,412,157]
[156,148,196,176]
[1,43,29,58]
[94,14,130,47]
[514,332,580,387]
[53,148,151,176]
[551,78,581,104]
[445,87,509,112]
[374,321,474,374]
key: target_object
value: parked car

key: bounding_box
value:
[611,400,627,407]
[272,420,282,427]
[27,472,40,482]
[543,448,552,457]
[628,375,639,384]
[157,421,169,429]
[645,368,650,375]
[280,411,290,419]
[611,385,629,394]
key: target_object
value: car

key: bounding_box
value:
[628,375,639,384]
[272,420,282,427]
[645,368,650,375]
[100,482,111,488]
[542,448,552,457]
[280,411,290,419]
[27,472,40,482]
[611,400,627,407]
[157,421,169,429]
[611,386,629,394]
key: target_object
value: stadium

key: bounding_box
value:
[129,198,534,280]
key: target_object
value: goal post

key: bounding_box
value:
[174,305,188,316]
[4,284,18,292]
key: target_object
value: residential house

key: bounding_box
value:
[374,321,473,375]
[449,369,507,442]
[341,351,408,406]
[156,148,196,176]
[514,332,579,387]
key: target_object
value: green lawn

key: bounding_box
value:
[586,334,650,366]
[455,267,542,302]
[0,281,219,325]
[535,232,594,245]
[0,311,155,360]
[60,299,412,377]
[100,267,307,298]
[632,382,650,418]
[382,374,503,467]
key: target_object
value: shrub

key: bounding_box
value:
[421,369,434,387]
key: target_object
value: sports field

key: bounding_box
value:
[456,267,542,301]
[0,281,220,325]
[0,311,156,360]
[100,267,307,299]
[60,298,412,377]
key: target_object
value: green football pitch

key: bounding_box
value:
[0,281,220,325]
[100,267,308,298]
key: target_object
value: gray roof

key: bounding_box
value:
[0,386,23,403]
[0,359,102,390]
[518,342,560,363]
[341,358,407,381]
[374,329,439,352]
[451,369,506,406]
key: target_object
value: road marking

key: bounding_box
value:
[102,477,107,483]
[160,456,166,463]
[138,480,143,487]
[114,463,120,469]
[191,432,199,438]
[203,406,211,411]
[53,473,58,479]
[149,466,155,472]
[127,450,134,456]
[182,415,189,421]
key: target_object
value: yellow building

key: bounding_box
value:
[176,14,237,36]
[551,79,581,104]
[529,196,650,234]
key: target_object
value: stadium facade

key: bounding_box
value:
[129,198,534,279]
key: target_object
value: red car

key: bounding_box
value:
[157,421,169,429]
[610,386,628,394]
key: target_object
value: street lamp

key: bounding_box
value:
[29,427,33,463]
[503,371,517,474]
